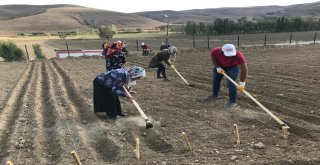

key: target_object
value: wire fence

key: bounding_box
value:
[130,31,319,51]
[20,31,320,60]
[85,31,319,50]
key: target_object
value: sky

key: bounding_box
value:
[1,0,320,13]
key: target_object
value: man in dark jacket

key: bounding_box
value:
[149,46,177,80]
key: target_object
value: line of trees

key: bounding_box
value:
[185,16,320,35]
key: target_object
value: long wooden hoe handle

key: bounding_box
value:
[222,73,288,128]
[122,86,149,120]
[172,67,190,85]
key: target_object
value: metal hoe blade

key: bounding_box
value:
[146,120,153,129]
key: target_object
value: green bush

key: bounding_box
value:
[32,44,46,59]
[0,41,25,61]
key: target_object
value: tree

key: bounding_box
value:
[97,26,114,39]
[214,18,223,34]
[199,22,207,34]
[185,21,195,35]
[110,24,118,34]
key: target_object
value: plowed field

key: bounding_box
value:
[0,45,319,164]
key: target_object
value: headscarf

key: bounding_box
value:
[127,66,146,87]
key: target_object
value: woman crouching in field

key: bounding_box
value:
[93,66,146,119]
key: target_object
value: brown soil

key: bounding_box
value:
[0,46,319,164]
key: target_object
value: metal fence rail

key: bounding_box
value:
[37,31,320,58]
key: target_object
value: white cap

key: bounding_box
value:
[141,42,145,45]
[222,44,237,56]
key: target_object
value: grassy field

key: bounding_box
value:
[0,31,319,61]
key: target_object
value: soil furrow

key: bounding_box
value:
[0,62,34,161]
[8,61,41,164]
[40,61,63,163]
[54,59,169,163]
[50,60,122,163]
[47,60,101,164]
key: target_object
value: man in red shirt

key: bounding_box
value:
[141,42,149,56]
[206,44,248,108]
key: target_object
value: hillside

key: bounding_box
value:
[0,5,165,35]
[1,2,320,36]
[135,2,320,23]
[0,4,76,20]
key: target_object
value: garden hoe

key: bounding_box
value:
[122,86,153,129]
[172,66,195,87]
[222,72,289,129]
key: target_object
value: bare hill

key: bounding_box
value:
[135,2,320,23]
[0,4,76,20]
[1,2,319,35]
[0,5,165,35]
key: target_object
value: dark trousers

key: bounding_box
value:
[93,78,122,118]
[142,49,149,56]
[212,66,239,103]
[105,59,109,71]
[157,64,166,78]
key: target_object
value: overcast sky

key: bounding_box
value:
[1,0,320,13]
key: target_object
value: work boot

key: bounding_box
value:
[163,78,169,81]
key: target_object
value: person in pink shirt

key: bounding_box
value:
[205,44,248,108]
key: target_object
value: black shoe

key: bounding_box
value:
[118,113,127,117]
[157,76,164,79]
[163,78,169,81]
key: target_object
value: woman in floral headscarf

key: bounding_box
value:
[93,66,146,119]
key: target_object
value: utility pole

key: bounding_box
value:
[164,15,169,44]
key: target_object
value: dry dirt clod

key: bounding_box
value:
[161,161,166,165]
[253,142,266,149]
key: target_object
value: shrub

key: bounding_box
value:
[32,44,46,59]
[17,32,26,36]
[58,33,67,39]
[0,41,25,61]
[57,31,77,39]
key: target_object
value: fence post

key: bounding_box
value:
[264,34,267,48]
[314,32,317,44]
[289,33,292,44]
[207,36,210,50]
[136,40,139,52]
[237,35,240,48]
[24,45,29,62]
[66,42,70,56]
[193,36,195,49]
